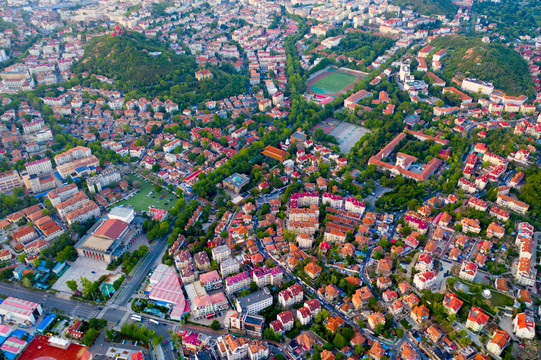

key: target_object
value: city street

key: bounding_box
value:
[112,235,169,307]
[0,283,99,319]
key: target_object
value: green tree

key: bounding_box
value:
[22,277,32,288]
[67,280,78,291]
[82,328,98,346]
[333,333,347,349]
[210,320,221,330]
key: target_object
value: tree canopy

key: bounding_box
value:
[430,36,535,97]
[392,0,457,17]
[73,33,247,109]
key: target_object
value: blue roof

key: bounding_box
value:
[52,262,65,274]
[36,314,56,333]
[54,172,63,181]
[5,351,17,359]
[33,190,50,199]
[11,329,27,339]
[75,166,89,173]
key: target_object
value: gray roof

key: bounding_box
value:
[236,287,272,310]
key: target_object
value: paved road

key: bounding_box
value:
[113,236,169,306]
[0,283,99,319]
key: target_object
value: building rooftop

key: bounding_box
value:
[236,287,272,310]
[223,173,250,188]
[94,219,129,240]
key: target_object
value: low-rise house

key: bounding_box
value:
[466,307,489,332]
[411,304,430,324]
[513,313,535,339]
[443,292,463,315]
[486,329,510,356]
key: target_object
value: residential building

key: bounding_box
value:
[212,245,231,264]
[235,287,273,314]
[486,329,510,356]
[221,257,241,278]
[0,170,22,194]
[460,262,477,282]
[413,271,436,290]
[466,307,489,332]
[443,292,463,315]
[513,313,535,339]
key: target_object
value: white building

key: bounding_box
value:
[513,313,535,339]
[296,233,313,249]
[0,296,43,325]
[25,158,52,176]
[413,271,436,290]
[212,245,231,264]
[461,78,494,96]
[221,257,240,277]
[235,287,273,314]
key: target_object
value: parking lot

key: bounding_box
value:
[52,257,114,294]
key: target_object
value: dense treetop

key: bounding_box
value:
[73,33,247,108]
[392,0,457,17]
[430,36,535,97]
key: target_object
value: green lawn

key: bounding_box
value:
[309,71,360,94]
[114,174,176,212]
[487,290,514,308]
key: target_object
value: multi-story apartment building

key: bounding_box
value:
[322,193,343,208]
[296,233,313,249]
[344,197,365,215]
[212,245,231,264]
[0,170,22,194]
[413,271,436,290]
[56,191,89,218]
[25,158,52,176]
[47,183,78,206]
[54,146,92,165]
[199,270,222,291]
[221,257,240,278]
[65,201,100,225]
[86,168,121,193]
[226,272,251,294]
[235,287,273,314]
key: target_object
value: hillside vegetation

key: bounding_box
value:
[476,0,541,39]
[73,33,247,108]
[335,32,395,65]
[392,0,457,17]
[430,36,535,97]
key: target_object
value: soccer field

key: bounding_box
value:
[114,174,176,212]
[309,71,360,94]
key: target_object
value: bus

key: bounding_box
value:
[149,319,160,325]
[131,315,142,322]
[170,342,175,351]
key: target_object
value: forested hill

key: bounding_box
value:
[73,33,247,108]
[430,36,535,97]
[75,33,196,87]
[392,0,457,17]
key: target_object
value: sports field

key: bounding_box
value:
[309,71,361,95]
[114,174,176,212]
